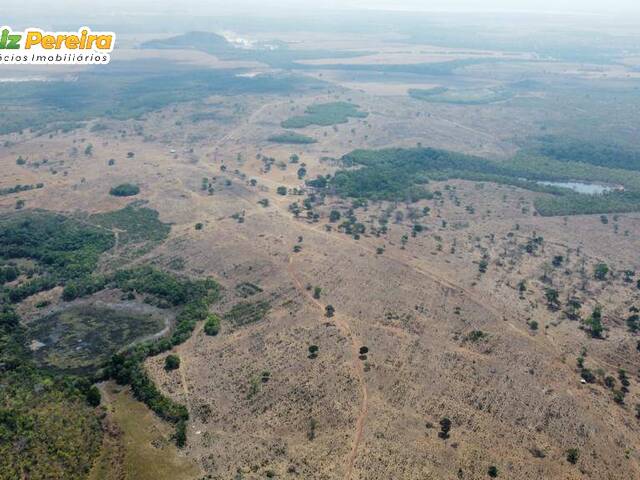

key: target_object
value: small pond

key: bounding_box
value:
[536,181,614,195]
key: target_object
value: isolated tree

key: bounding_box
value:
[329,210,341,222]
[566,448,579,465]
[604,376,616,389]
[544,288,560,310]
[204,314,220,336]
[308,345,319,359]
[488,466,499,478]
[313,287,322,300]
[565,297,582,320]
[594,263,609,280]
[277,186,287,196]
[325,305,335,317]
[164,354,181,371]
[517,280,527,298]
[439,417,452,439]
[587,305,604,338]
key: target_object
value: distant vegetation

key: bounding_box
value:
[141,31,370,69]
[268,131,317,144]
[0,64,321,135]
[282,102,367,128]
[89,203,171,244]
[409,86,513,105]
[0,211,115,302]
[528,135,640,172]
[315,146,640,216]
[110,183,140,197]
[0,183,44,196]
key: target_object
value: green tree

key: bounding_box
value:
[86,385,101,407]
[325,305,335,317]
[544,288,560,310]
[439,417,451,439]
[594,263,609,280]
[204,314,220,336]
[566,448,579,465]
[164,354,181,371]
[587,305,604,338]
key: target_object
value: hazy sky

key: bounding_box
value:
[12,0,640,16]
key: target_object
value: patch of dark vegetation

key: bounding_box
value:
[409,86,513,105]
[528,135,640,172]
[89,203,171,244]
[268,131,317,144]
[0,183,44,196]
[0,64,322,135]
[0,351,103,480]
[282,102,367,128]
[318,146,640,216]
[534,191,640,217]
[109,183,140,197]
[223,300,270,327]
[0,211,115,303]
[0,208,220,469]
[204,313,221,336]
[29,304,167,374]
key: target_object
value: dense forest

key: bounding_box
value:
[528,135,640,172]
[315,147,640,216]
[0,209,220,478]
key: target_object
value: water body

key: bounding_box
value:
[536,181,613,195]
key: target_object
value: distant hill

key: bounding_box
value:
[142,31,236,56]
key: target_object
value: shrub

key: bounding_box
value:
[164,354,181,371]
[439,417,451,439]
[204,314,220,336]
[86,385,102,406]
[566,448,579,465]
[277,186,287,195]
[594,262,609,280]
[109,183,140,197]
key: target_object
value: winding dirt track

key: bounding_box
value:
[287,255,368,480]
